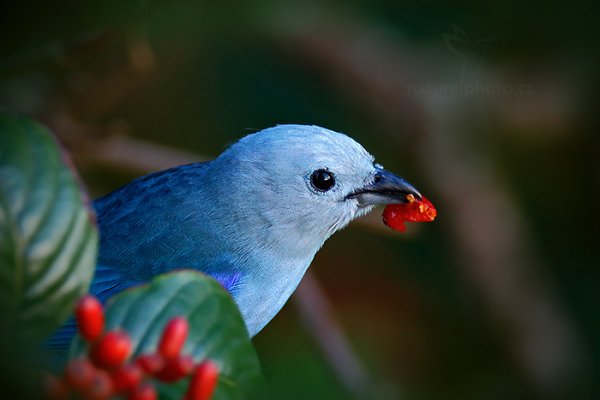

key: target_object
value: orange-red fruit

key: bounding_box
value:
[155,355,194,382]
[90,331,132,369]
[83,370,114,400]
[128,383,157,400]
[158,317,189,359]
[65,358,95,390]
[76,295,105,342]
[382,195,437,232]
[136,354,164,375]
[111,363,143,393]
[186,361,219,400]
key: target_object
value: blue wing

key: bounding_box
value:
[47,162,244,351]
[93,162,241,279]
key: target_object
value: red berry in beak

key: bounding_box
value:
[383,195,437,232]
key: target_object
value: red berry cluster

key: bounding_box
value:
[44,295,219,400]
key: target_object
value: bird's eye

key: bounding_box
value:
[310,169,336,192]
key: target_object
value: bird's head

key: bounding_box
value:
[210,125,421,255]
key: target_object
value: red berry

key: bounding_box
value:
[64,358,95,390]
[76,295,105,342]
[82,370,114,400]
[382,205,408,232]
[155,355,194,382]
[111,363,143,393]
[42,373,69,400]
[382,195,437,232]
[186,361,219,400]
[90,331,132,369]
[158,317,189,359]
[136,353,164,375]
[128,382,157,400]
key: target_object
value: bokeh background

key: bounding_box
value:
[1,1,598,399]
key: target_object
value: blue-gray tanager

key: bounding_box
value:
[89,125,421,337]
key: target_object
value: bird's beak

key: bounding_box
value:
[347,167,422,206]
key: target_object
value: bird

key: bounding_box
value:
[58,124,422,343]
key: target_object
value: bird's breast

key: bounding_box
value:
[231,254,313,337]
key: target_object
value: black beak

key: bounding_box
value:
[347,167,422,206]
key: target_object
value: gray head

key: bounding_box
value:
[209,125,421,257]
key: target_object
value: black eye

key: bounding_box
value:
[310,169,336,192]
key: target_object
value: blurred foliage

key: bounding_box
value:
[1,1,598,399]
[0,115,98,399]
[0,115,97,342]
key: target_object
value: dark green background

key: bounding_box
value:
[1,1,597,399]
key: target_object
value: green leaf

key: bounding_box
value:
[74,271,263,399]
[0,114,97,343]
